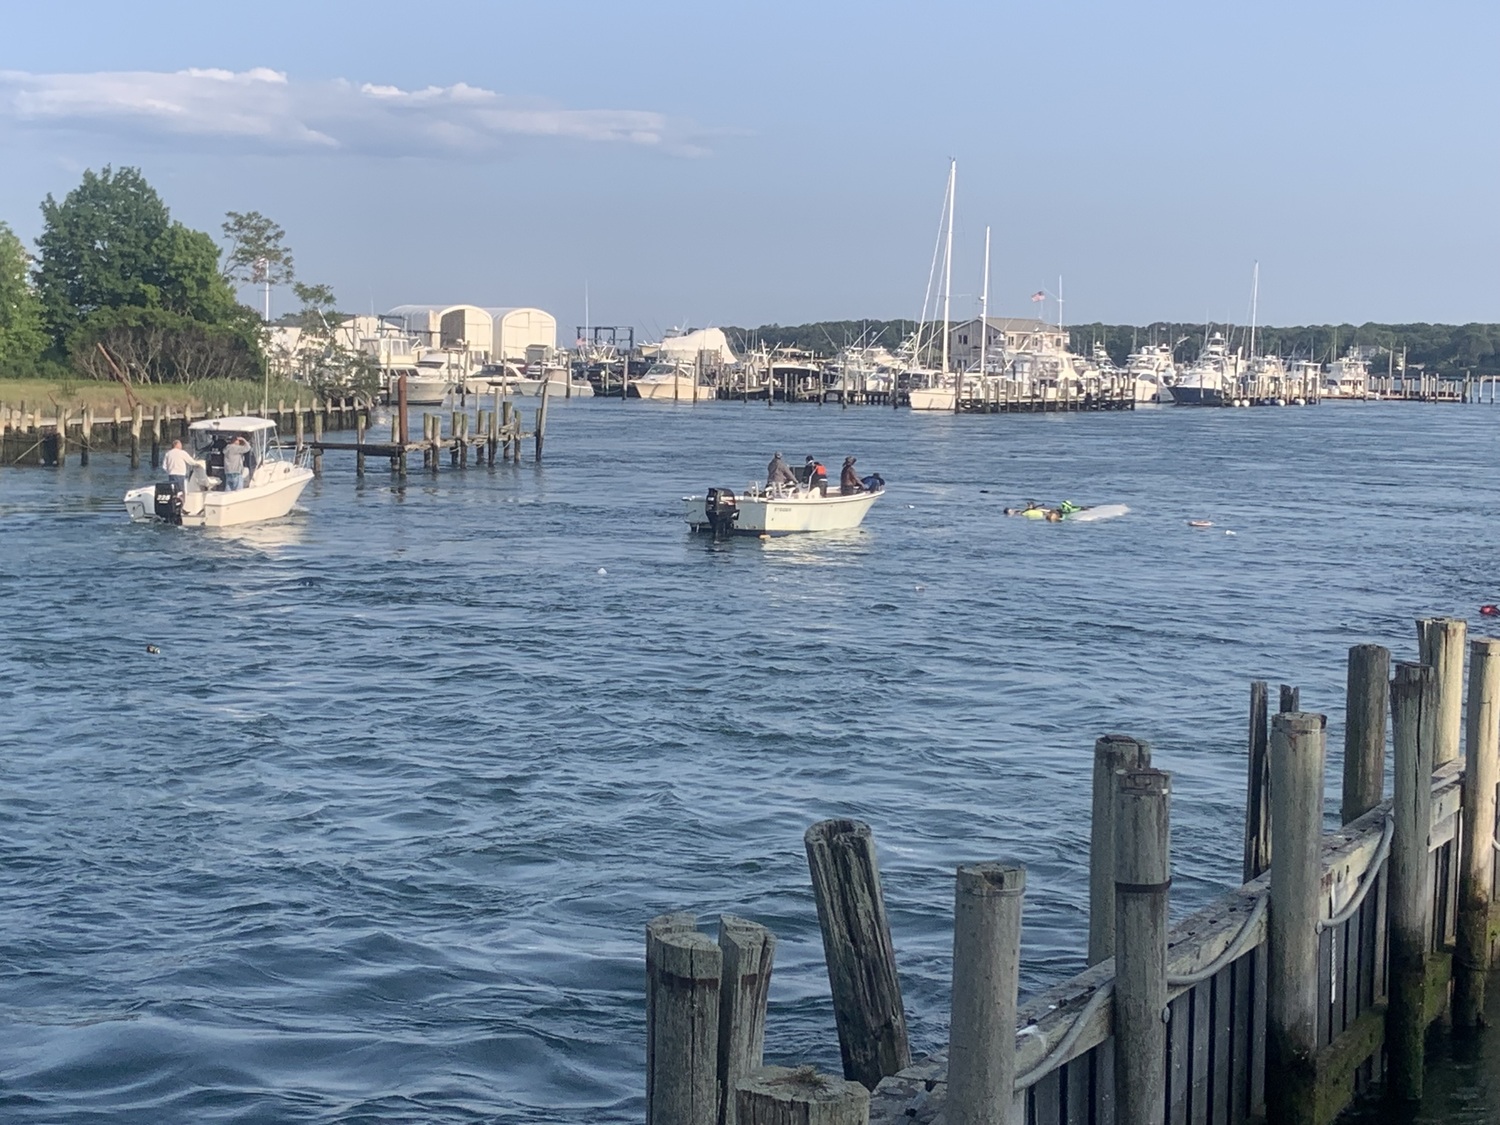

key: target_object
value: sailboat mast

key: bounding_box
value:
[940,159,955,375]
[978,225,991,377]
[1249,261,1259,358]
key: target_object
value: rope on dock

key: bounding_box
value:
[1167,892,1269,988]
[1319,813,1394,932]
[1014,981,1114,1090]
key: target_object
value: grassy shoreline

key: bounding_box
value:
[0,376,321,414]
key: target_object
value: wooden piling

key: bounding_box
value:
[1266,711,1326,1125]
[1244,680,1272,881]
[79,408,91,465]
[1417,617,1467,766]
[734,1067,869,1125]
[1089,733,1151,965]
[55,410,68,466]
[1456,638,1500,1027]
[646,913,722,1125]
[1113,767,1171,1125]
[129,404,142,468]
[718,916,776,1125]
[803,818,910,1089]
[487,404,499,466]
[1389,661,1437,1101]
[946,863,1024,1125]
[1342,645,1391,824]
[150,405,162,467]
[535,380,550,462]
[355,414,366,476]
[312,410,323,475]
[1279,683,1300,713]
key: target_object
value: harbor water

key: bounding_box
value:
[1,400,1497,1122]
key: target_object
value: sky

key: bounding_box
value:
[1,0,1496,335]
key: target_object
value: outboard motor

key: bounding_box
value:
[704,488,739,539]
[153,482,184,526]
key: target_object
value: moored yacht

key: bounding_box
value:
[1170,332,1242,406]
[629,359,715,401]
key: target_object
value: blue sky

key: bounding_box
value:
[1,0,1495,333]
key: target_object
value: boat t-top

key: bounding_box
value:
[123,416,313,528]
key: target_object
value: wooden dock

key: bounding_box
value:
[641,617,1498,1125]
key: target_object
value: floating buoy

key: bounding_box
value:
[1187,520,1213,528]
[145,644,161,654]
[1481,604,1500,617]
[596,568,607,576]
[1225,530,1236,537]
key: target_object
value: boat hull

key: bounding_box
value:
[684,488,883,535]
[631,377,715,402]
[908,387,956,411]
[1169,384,1227,407]
[124,464,313,528]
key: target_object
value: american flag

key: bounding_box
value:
[1030,290,1046,302]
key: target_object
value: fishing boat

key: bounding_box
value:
[629,359,714,402]
[683,478,884,536]
[1169,332,1241,406]
[123,417,312,528]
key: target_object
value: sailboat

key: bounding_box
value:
[907,161,961,412]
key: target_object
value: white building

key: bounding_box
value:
[948,317,1068,369]
[385,305,558,362]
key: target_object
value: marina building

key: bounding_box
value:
[948,317,1068,369]
[385,305,557,362]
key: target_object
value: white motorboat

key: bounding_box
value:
[124,417,313,528]
[1125,343,1178,403]
[684,479,884,536]
[513,364,594,398]
[629,360,715,402]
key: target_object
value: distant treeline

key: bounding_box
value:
[723,319,1500,375]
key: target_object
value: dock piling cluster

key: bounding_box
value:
[644,617,1500,1124]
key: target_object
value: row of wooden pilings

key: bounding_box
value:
[0,398,364,468]
[643,615,1498,1125]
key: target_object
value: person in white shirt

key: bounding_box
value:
[161,440,201,492]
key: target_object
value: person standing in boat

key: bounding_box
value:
[805,456,828,497]
[223,435,252,492]
[840,456,863,495]
[162,440,201,493]
[767,451,795,489]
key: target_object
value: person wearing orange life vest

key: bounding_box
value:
[804,455,828,497]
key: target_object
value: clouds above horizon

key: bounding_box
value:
[0,67,701,156]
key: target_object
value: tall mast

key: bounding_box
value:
[1057,275,1064,331]
[940,158,955,375]
[978,225,991,377]
[1249,261,1259,357]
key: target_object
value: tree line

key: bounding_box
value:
[724,318,1500,375]
[0,165,361,393]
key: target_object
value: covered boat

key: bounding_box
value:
[123,417,313,528]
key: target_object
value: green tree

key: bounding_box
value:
[221,210,295,318]
[0,221,46,373]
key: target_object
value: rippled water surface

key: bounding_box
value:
[2,401,1497,1122]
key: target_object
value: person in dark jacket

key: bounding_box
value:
[839,456,862,495]
[767,451,795,488]
[805,456,828,497]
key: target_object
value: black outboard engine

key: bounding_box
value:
[153,482,184,526]
[704,488,739,539]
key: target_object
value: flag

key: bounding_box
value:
[1030,290,1046,302]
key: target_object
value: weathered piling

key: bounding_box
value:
[1456,637,1500,1027]
[535,380,550,462]
[1417,617,1466,766]
[803,819,910,1089]
[1279,683,1300,713]
[1089,733,1151,965]
[150,405,162,467]
[945,863,1024,1125]
[1114,767,1171,1125]
[646,913,722,1125]
[1389,662,1437,1100]
[718,916,776,1125]
[311,410,324,475]
[1244,680,1272,880]
[355,414,366,476]
[1343,644,1391,823]
[1266,712,1326,1125]
[734,1067,870,1125]
[129,403,142,468]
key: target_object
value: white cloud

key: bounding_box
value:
[0,67,698,155]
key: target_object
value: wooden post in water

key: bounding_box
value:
[311,410,323,475]
[449,410,461,467]
[79,408,91,465]
[487,404,499,466]
[718,916,775,1125]
[355,413,366,477]
[129,403,142,468]
[945,863,1024,1125]
[1343,645,1391,823]
[535,379,550,462]
[803,819,909,1089]
[1279,683,1300,713]
[1089,733,1151,965]
[150,405,162,467]
[1389,661,1437,1101]
[1244,680,1272,881]
[645,913,721,1125]
[734,1067,869,1125]
[1113,767,1171,1125]
[1418,617,1467,766]
[1456,638,1500,1027]
[1267,712,1326,1125]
